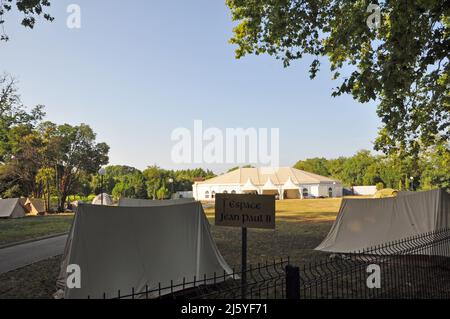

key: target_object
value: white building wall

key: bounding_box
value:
[193,182,344,200]
[318,183,343,198]
[310,185,320,198]
[352,186,377,196]
[193,184,242,200]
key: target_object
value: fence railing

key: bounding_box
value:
[107,258,290,300]
[298,228,450,299]
[102,228,450,300]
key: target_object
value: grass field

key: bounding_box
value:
[204,198,342,222]
[0,198,342,298]
[0,215,74,246]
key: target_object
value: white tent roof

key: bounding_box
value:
[195,167,339,186]
[316,189,450,254]
[241,178,258,191]
[283,177,299,190]
[91,193,114,206]
[262,177,278,190]
[0,198,26,218]
[57,201,232,299]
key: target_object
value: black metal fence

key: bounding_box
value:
[108,258,290,300]
[105,228,450,299]
[298,228,450,299]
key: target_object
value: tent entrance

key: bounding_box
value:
[284,189,300,199]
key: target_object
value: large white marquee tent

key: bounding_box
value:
[193,167,343,200]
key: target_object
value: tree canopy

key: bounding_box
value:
[227,0,449,156]
[0,74,109,210]
[294,145,449,190]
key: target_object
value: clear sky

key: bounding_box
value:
[0,0,380,173]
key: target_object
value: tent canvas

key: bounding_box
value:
[0,198,27,219]
[57,201,232,299]
[25,198,46,215]
[118,197,195,207]
[91,193,114,206]
[316,188,450,253]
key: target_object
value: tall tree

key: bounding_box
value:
[0,73,44,162]
[227,0,449,156]
[35,167,55,211]
[0,74,45,197]
[40,122,109,211]
[294,158,330,176]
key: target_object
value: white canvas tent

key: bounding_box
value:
[57,200,232,299]
[91,193,113,206]
[316,188,450,253]
[0,198,27,219]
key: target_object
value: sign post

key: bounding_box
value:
[215,193,276,299]
[241,226,247,298]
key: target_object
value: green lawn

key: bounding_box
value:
[0,215,74,246]
[205,198,342,222]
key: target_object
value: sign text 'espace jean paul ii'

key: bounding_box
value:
[215,194,276,229]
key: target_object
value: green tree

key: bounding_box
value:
[327,157,348,181]
[0,73,44,162]
[40,122,109,211]
[376,159,403,189]
[110,169,147,200]
[0,0,54,41]
[0,124,45,197]
[156,186,169,200]
[143,166,168,199]
[35,167,55,211]
[294,158,330,177]
[340,150,377,186]
[226,0,449,156]
[419,139,450,190]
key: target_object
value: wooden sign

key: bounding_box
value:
[215,193,276,229]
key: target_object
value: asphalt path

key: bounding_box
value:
[0,234,67,274]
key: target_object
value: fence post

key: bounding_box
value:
[286,265,300,299]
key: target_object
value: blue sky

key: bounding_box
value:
[0,0,380,173]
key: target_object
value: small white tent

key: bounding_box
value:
[0,198,27,219]
[57,200,232,299]
[316,188,450,253]
[91,193,113,206]
[25,198,46,215]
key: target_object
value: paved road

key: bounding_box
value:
[0,234,68,275]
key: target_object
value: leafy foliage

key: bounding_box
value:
[227,0,449,155]
[294,146,450,191]
[0,73,110,210]
[0,0,54,41]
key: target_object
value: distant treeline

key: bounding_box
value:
[294,149,449,191]
[89,165,215,200]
